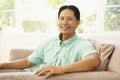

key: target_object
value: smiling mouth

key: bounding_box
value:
[61,26,70,31]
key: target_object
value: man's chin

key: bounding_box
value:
[61,32,69,35]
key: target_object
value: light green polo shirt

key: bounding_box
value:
[25,33,97,72]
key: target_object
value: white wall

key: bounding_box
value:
[0,32,120,62]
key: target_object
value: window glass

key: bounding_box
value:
[0,0,15,31]
[20,0,59,33]
[104,0,120,31]
[0,0,14,10]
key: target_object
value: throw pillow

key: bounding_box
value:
[90,39,115,71]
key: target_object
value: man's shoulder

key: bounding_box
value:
[47,36,58,42]
[77,36,89,42]
[42,35,58,45]
[75,36,92,45]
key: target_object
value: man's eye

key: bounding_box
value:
[59,18,64,20]
[68,18,72,20]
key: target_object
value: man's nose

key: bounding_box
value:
[62,19,68,24]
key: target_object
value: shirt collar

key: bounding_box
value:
[57,33,78,46]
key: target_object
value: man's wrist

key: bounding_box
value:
[60,66,69,73]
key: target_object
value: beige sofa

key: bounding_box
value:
[0,40,120,80]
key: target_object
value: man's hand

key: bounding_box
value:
[35,65,66,79]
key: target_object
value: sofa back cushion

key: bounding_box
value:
[10,49,34,61]
[107,42,120,73]
[90,39,115,71]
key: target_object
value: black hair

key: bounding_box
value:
[58,5,80,20]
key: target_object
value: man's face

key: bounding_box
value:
[58,9,80,35]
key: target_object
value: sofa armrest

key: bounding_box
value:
[9,49,34,61]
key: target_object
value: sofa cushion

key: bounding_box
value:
[0,71,119,80]
[90,39,115,71]
[9,49,34,61]
[107,42,120,74]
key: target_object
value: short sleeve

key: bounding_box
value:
[81,40,97,59]
[28,43,44,64]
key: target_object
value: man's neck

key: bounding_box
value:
[60,32,75,41]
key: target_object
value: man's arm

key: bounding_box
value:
[0,58,35,69]
[35,52,101,79]
[62,52,100,72]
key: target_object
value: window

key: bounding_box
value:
[0,0,15,31]
[104,0,120,31]
[0,0,120,34]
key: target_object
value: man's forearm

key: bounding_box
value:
[61,53,100,73]
[0,58,35,69]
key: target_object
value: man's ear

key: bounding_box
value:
[77,20,80,26]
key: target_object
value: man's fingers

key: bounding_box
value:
[35,68,43,75]
[34,65,55,78]
[44,71,53,79]
[35,69,46,76]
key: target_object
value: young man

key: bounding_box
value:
[0,5,100,79]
